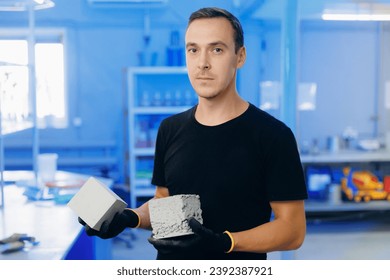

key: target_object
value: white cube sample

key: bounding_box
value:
[149,194,203,239]
[67,177,127,230]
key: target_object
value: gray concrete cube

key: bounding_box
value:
[149,194,203,239]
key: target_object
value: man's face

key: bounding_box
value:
[185,17,245,100]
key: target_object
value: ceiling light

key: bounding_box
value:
[322,13,390,21]
[86,0,168,8]
[322,2,390,21]
[0,0,55,12]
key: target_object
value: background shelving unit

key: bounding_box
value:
[126,66,197,208]
[302,150,390,213]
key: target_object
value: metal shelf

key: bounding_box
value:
[133,187,156,197]
[302,149,390,213]
[133,106,191,114]
[301,149,390,164]
[133,147,155,156]
[305,200,390,213]
[127,66,194,208]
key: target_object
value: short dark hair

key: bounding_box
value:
[188,7,244,53]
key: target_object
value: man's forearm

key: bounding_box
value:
[231,200,306,253]
[231,218,306,253]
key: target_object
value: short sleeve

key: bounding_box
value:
[151,121,167,187]
[264,126,308,201]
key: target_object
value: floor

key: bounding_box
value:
[111,210,390,260]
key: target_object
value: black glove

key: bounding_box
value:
[148,234,202,255]
[148,217,233,254]
[78,209,140,239]
[188,218,233,253]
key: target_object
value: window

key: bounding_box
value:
[0,40,29,128]
[0,30,66,128]
[35,43,66,127]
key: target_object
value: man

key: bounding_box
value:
[79,7,307,260]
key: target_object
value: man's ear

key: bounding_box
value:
[237,46,246,68]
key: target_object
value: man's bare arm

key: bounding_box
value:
[231,200,306,253]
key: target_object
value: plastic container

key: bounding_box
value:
[386,132,390,151]
[38,153,58,182]
[328,184,342,205]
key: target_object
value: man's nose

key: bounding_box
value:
[198,52,210,70]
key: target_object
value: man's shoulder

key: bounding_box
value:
[246,103,289,132]
[160,106,195,129]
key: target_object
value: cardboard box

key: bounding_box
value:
[67,177,127,230]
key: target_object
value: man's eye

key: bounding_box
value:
[213,48,223,53]
[187,48,197,53]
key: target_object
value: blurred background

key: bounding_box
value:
[1,0,390,260]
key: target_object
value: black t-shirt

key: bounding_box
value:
[151,103,307,260]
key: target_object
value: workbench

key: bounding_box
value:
[0,171,113,260]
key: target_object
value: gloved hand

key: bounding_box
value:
[148,217,234,254]
[188,218,234,253]
[78,209,140,239]
[148,234,201,255]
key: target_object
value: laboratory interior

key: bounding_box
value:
[0,0,390,260]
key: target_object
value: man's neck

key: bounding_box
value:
[195,94,249,126]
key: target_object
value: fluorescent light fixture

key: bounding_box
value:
[322,2,390,21]
[88,0,167,2]
[0,0,55,11]
[322,13,390,21]
[86,0,168,8]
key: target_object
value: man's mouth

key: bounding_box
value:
[196,77,213,80]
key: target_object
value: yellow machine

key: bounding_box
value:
[341,167,390,202]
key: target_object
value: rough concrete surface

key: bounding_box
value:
[149,194,203,239]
